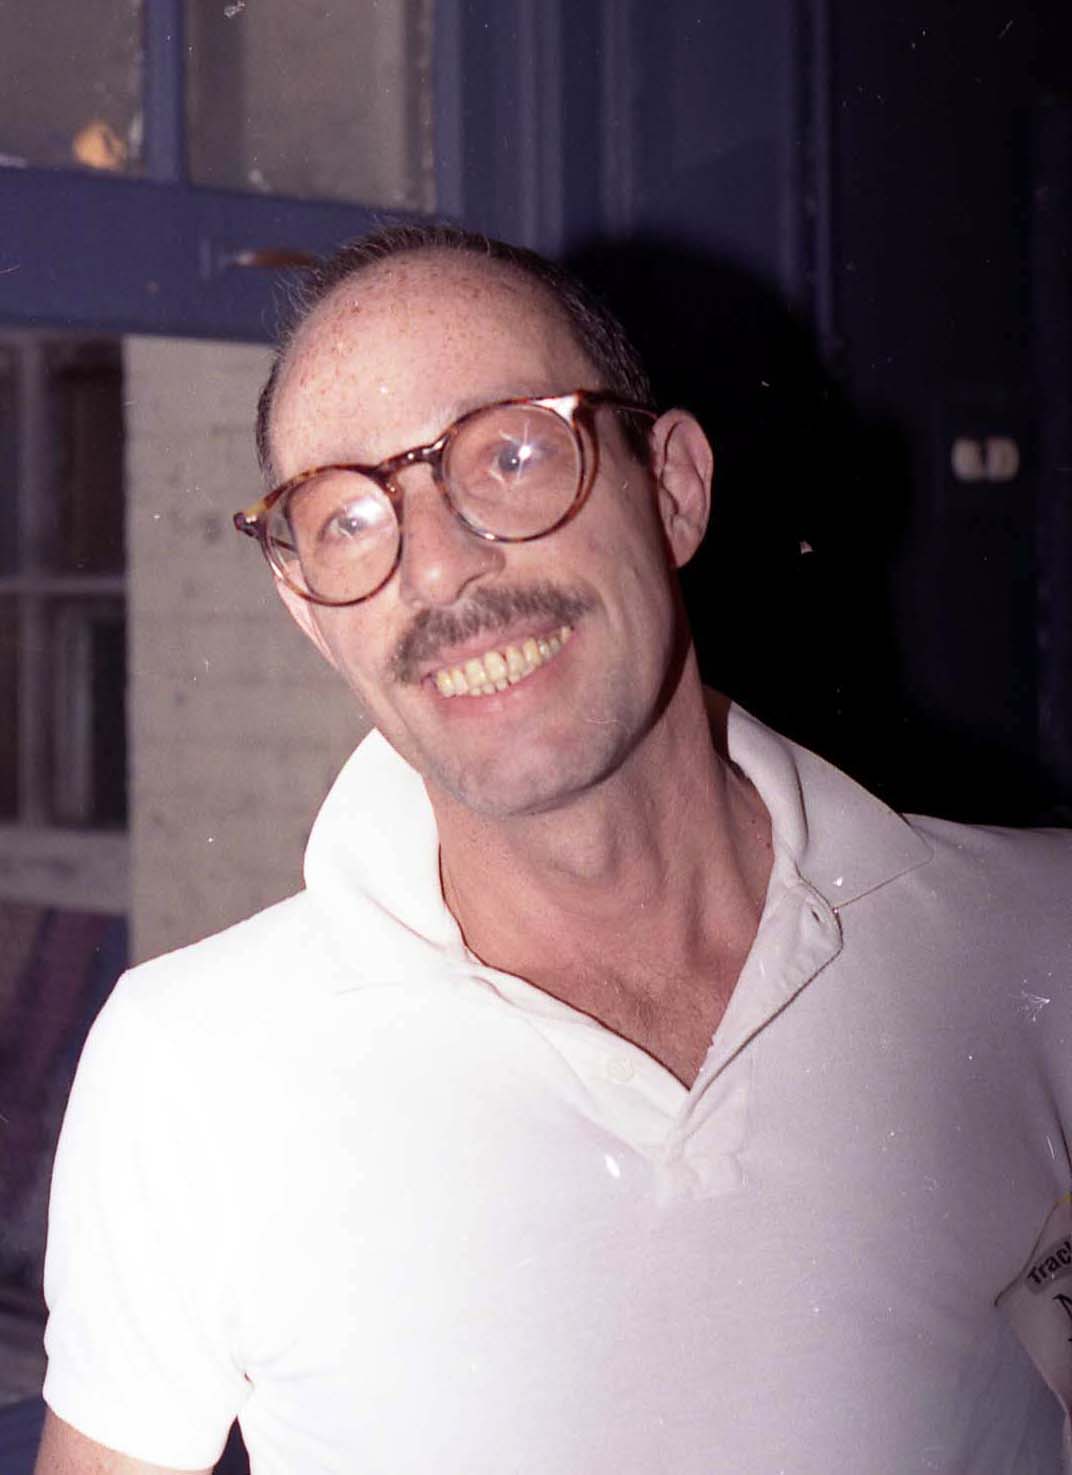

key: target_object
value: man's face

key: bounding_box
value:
[270,253,706,819]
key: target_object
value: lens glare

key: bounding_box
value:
[268,470,399,603]
[446,404,582,537]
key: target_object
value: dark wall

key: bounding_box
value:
[573,0,1072,825]
[828,1,1072,823]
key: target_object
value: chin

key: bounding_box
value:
[426,726,634,820]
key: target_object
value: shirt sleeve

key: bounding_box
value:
[41,971,250,1470]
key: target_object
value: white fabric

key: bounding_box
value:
[43,707,1072,1474]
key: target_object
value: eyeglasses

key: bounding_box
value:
[233,389,655,607]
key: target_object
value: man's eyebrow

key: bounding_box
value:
[351,383,564,459]
[427,384,562,429]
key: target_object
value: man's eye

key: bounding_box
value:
[321,496,386,542]
[489,433,548,481]
[494,442,528,475]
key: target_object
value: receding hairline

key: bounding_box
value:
[256,229,656,484]
[288,245,586,370]
[266,248,608,475]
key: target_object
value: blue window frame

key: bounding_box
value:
[0,0,618,343]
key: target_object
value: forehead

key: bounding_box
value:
[270,253,598,476]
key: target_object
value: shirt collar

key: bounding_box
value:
[725,704,932,911]
[303,725,466,988]
[303,702,932,993]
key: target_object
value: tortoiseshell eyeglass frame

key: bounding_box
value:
[233,388,656,607]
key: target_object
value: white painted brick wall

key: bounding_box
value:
[125,337,368,965]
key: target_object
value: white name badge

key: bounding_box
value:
[997,1192,1072,1462]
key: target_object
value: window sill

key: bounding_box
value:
[0,825,128,914]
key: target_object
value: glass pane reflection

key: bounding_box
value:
[48,343,126,577]
[0,0,143,174]
[0,600,16,820]
[185,0,435,209]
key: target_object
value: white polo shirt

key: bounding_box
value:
[43,707,1072,1474]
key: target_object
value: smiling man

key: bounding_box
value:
[37,227,1072,1474]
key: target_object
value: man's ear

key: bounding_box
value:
[273,571,341,670]
[648,409,714,569]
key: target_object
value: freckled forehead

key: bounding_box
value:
[270,253,597,473]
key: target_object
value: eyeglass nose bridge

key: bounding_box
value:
[375,433,501,544]
[374,430,449,508]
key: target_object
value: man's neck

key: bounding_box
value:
[431,674,773,1084]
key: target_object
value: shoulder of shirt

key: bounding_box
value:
[906,810,1072,891]
[75,888,418,1123]
[864,810,1072,976]
[102,889,352,1037]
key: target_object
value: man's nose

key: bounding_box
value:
[395,471,506,608]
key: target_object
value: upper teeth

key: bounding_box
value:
[434,626,573,697]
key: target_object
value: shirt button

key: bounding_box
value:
[605,1053,637,1083]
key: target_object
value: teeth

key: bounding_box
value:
[432,626,574,698]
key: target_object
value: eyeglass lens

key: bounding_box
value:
[266,403,584,603]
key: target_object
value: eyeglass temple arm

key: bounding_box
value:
[233,506,298,557]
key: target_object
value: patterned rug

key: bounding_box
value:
[0,901,127,1300]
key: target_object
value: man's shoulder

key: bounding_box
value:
[100,890,344,1057]
[908,810,1072,901]
[875,811,1072,984]
[729,703,1072,936]
[131,873,314,979]
[72,890,372,1137]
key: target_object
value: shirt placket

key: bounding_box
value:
[461,872,842,1201]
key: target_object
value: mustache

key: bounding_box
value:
[390,582,594,684]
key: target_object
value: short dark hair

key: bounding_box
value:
[254,222,656,481]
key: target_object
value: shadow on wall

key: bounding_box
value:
[568,236,1053,825]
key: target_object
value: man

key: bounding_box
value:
[37,226,1072,1473]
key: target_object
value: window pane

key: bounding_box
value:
[0,599,17,819]
[185,0,435,209]
[50,599,127,829]
[47,343,125,576]
[0,1,143,175]
[0,348,14,577]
